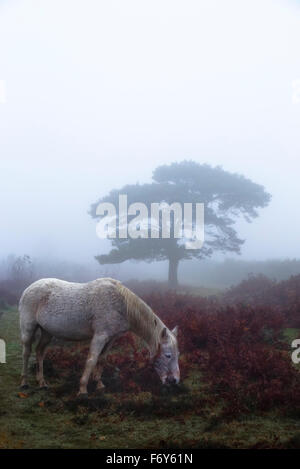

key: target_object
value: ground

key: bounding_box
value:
[0,308,300,449]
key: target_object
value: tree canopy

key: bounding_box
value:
[90,161,271,287]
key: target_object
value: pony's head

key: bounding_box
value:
[153,326,180,385]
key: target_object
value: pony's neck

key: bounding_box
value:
[135,310,165,358]
[117,283,165,358]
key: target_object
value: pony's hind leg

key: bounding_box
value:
[20,322,37,389]
[36,329,52,389]
[79,333,109,396]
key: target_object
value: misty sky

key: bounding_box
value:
[0,0,300,266]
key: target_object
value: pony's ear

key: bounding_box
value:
[160,327,168,342]
[172,326,178,337]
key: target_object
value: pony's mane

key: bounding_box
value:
[115,282,165,355]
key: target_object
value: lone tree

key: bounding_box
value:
[90,161,271,287]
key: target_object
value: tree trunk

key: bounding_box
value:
[168,257,179,288]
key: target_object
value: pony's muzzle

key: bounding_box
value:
[166,376,178,385]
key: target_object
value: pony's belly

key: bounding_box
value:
[37,309,94,341]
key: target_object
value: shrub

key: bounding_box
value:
[44,275,300,417]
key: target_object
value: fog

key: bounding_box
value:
[0,0,300,282]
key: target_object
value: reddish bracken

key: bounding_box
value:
[46,275,300,415]
[224,274,300,328]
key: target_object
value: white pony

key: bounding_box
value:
[19,278,180,395]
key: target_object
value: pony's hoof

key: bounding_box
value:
[20,384,29,390]
[39,385,48,391]
[96,382,105,391]
[96,387,105,393]
[77,392,88,399]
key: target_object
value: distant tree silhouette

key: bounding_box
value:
[90,161,271,287]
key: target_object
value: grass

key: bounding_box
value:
[0,308,300,449]
[283,328,300,344]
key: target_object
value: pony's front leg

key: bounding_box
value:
[92,361,105,390]
[78,334,109,396]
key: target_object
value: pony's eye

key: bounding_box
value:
[165,353,171,359]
